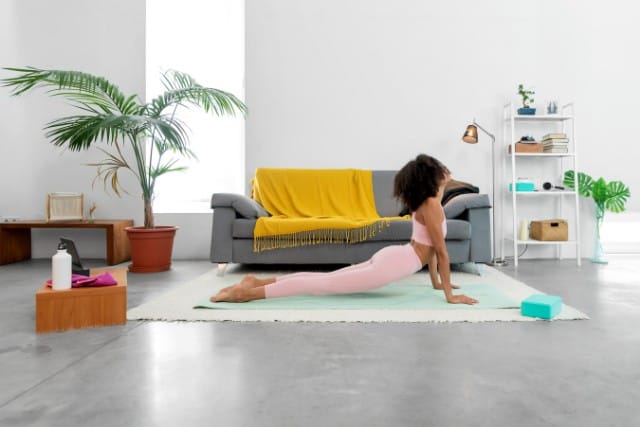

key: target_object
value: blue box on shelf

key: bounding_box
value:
[517,107,536,115]
[521,294,563,319]
[509,181,535,192]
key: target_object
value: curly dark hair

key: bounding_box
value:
[393,154,451,212]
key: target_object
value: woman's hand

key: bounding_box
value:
[446,294,479,305]
[432,282,460,290]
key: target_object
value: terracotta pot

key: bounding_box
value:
[125,226,178,273]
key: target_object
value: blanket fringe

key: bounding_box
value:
[253,219,392,252]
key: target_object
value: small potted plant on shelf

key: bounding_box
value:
[563,170,631,264]
[2,67,247,272]
[517,84,536,115]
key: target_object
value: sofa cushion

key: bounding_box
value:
[372,170,405,217]
[361,219,411,241]
[446,219,472,240]
[233,218,471,241]
[233,219,412,241]
[355,219,470,241]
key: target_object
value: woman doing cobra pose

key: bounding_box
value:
[211,154,478,305]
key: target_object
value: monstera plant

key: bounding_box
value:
[563,170,631,263]
[2,67,247,272]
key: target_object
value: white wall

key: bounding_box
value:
[246,0,640,259]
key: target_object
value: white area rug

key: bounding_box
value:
[126,265,588,323]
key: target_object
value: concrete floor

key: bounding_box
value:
[0,256,639,427]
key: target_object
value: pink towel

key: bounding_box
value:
[46,271,117,288]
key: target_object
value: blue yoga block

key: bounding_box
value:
[508,182,535,192]
[521,294,562,319]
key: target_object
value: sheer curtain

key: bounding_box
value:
[146,0,245,213]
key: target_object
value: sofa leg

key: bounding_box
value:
[217,263,228,277]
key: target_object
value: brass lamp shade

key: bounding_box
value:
[462,124,478,144]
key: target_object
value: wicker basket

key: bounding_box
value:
[46,193,84,222]
[530,219,568,241]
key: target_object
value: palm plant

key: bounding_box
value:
[2,67,247,228]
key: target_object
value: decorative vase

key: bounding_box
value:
[126,226,178,273]
[591,204,608,264]
[517,107,536,115]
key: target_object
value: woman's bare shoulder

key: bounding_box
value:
[417,197,440,212]
[415,197,443,223]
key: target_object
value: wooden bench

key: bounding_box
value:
[0,219,133,266]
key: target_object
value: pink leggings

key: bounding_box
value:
[264,244,423,298]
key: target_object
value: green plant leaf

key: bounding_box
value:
[592,178,608,204]
[44,115,133,150]
[1,67,139,115]
[151,159,188,180]
[146,70,247,118]
[563,170,594,197]
[605,181,631,213]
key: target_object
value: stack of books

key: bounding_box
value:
[542,133,569,153]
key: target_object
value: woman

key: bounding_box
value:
[211,154,478,305]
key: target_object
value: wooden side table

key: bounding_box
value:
[35,268,127,333]
[0,219,133,265]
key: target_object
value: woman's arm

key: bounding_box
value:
[428,253,460,290]
[419,200,477,305]
[427,253,439,287]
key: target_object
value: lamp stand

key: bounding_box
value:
[471,121,507,267]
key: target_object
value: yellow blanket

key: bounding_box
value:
[252,168,392,252]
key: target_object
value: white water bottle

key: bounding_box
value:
[52,242,72,290]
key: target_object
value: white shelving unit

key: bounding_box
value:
[501,103,581,266]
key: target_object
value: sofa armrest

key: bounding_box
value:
[444,194,491,263]
[444,194,491,219]
[211,193,270,219]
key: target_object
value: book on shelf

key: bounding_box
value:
[543,143,569,149]
[543,146,569,153]
[542,137,569,144]
[542,133,566,140]
[542,145,569,153]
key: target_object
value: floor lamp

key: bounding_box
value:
[462,121,506,266]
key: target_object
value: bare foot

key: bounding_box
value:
[210,285,233,302]
[209,274,272,302]
[208,275,258,302]
[210,285,254,303]
[236,274,261,289]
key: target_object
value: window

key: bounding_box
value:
[146,0,245,213]
[601,212,640,254]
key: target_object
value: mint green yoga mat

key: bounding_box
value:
[194,283,518,311]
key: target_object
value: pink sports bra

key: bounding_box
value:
[411,211,447,246]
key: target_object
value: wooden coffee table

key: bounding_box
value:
[35,268,127,333]
[0,219,133,266]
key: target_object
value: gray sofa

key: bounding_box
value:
[210,170,491,268]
